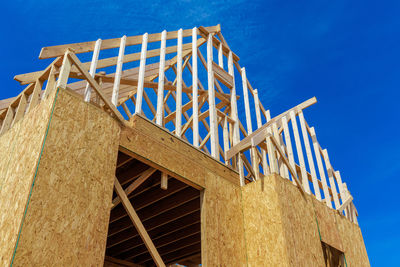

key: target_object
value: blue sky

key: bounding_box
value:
[2,0,399,265]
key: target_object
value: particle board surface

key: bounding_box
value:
[10,89,120,266]
[201,171,247,266]
[0,89,56,266]
[275,175,325,267]
[120,114,240,188]
[335,213,370,266]
[241,174,290,267]
[312,197,343,252]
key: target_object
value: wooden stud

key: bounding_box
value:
[192,27,199,147]
[228,51,244,185]
[26,79,43,113]
[218,43,223,68]
[42,65,58,99]
[114,178,166,267]
[290,110,311,194]
[207,33,219,159]
[11,94,27,127]
[84,38,102,102]
[282,116,296,185]
[272,120,289,179]
[56,51,72,90]
[155,30,167,126]
[322,149,340,209]
[112,35,127,106]
[254,90,268,174]
[310,127,332,207]
[223,116,230,165]
[161,172,168,190]
[266,126,278,174]
[135,33,149,114]
[175,29,183,137]
[0,107,14,135]
[298,111,321,200]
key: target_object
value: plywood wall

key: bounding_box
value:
[336,213,370,266]
[241,173,369,267]
[201,171,247,266]
[241,174,290,266]
[9,89,120,266]
[0,89,57,266]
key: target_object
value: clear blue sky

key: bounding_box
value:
[2,1,399,265]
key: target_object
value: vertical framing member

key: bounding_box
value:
[111,35,127,106]
[290,110,311,194]
[298,111,321,200]
[175,29,183,136]
[135,33,149,114]
[156,30,167,126]
[228,51,245,185]
[192,27,199,147]
[310,127,332,207]
[207,33,219,159]
[84,38,102,102]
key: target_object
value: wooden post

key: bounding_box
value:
[43,65,58,99]
[84,38,102,102]
[223,116,230,165]
[322,149,340,209]
[192,27,199,147]
[218,43,223,68]
[175,29,183,137]
[135,33,149,114]
[27,79,43,113]
[272,120,289,179]
[111,35,127,106]
[289,110,311,194]
[11,94,27,127]
[335,171,346,213]
[266,127,278,174]
[310,127,332,207]
[228,51,244,185]
[56,51,72,90]
[282,116,296,185]
[241,67,259,179]
[156,30,167,126]
[0,108,14,135]
[207,33,219,159]
[254,90,268,175]
[161,172,168,190]
[298,111,321,200]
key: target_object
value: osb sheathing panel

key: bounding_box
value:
[11,89,120,266]
[201,171,247,266]
[0,89,56,266]
[312,197,343,251]
[335,214,370,266]
[120,114,239,188]
[241,175,290,267]
[275,175,325,266]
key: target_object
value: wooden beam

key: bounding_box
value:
[226,97,317,160]
[114,178,166,267]
[39,25,220,59]
[112,167,156,209]
[156,30,167,126]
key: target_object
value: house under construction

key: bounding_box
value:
[0,25,369,266]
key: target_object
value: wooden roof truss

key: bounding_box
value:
[0,25,358,231]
